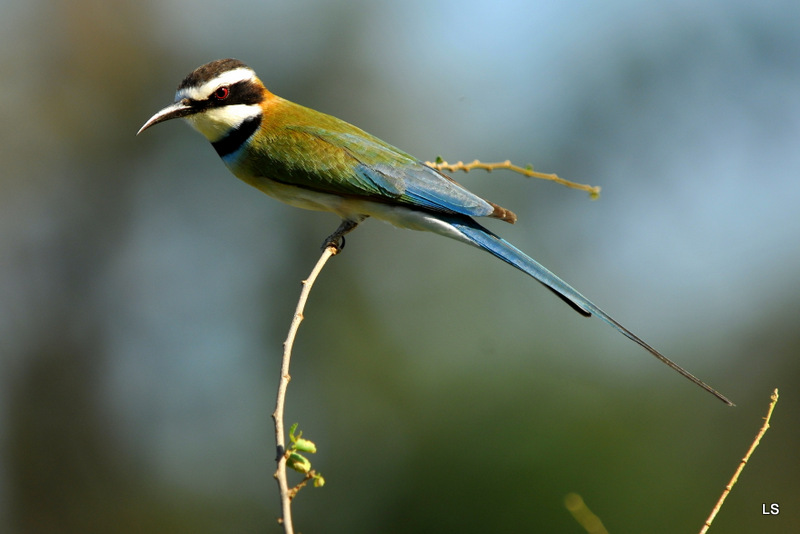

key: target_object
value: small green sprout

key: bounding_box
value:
[286,423,323,486]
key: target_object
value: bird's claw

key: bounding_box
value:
[321,234,346,252]
[320,219,362,253]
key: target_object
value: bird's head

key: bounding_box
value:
[138,58,267,142]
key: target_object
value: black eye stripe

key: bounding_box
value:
[206,80,262,107]
[185,79,263,113]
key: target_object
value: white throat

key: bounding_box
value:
[185,104,261,142]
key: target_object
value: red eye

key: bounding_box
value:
[213,86,230,100]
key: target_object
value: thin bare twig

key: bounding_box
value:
[288,470,322,501]
[425,158,601,199]
[700,388,779,533]
[272,246,338,534]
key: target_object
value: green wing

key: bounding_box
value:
[243,106,496,218]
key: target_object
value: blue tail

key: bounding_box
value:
[447,217,733,406]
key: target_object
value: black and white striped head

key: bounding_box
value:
[138,59,266,142]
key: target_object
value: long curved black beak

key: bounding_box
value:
[137,100,196,135]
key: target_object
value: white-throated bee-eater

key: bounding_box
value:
[139,59,732,406]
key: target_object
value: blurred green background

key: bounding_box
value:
[2,0,798,532]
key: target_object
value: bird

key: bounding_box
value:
[138,58,732,406]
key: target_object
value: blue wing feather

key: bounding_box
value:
[298,127,497,218]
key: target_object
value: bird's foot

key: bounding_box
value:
[321,219,362,253]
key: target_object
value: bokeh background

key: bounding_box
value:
[2,0,798,532]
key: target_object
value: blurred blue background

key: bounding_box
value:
[1,0,798,532]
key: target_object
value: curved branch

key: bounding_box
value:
[272,246,338,534]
